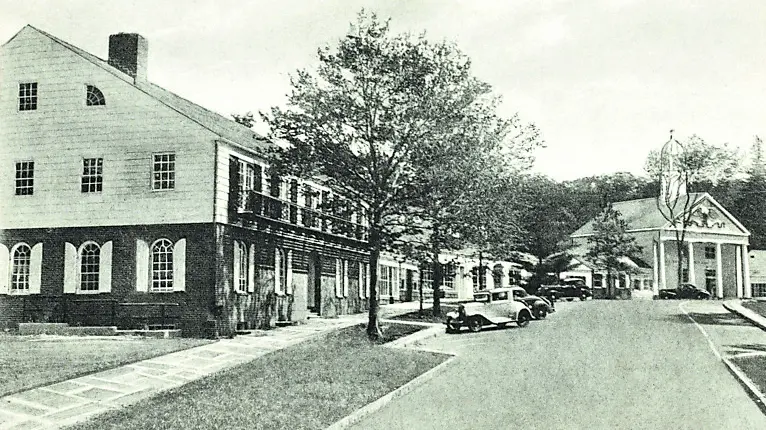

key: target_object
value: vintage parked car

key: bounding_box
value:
[445,288,533,333]
[509,286,555,319]
[536,278,592,302]
[658,283,712,300]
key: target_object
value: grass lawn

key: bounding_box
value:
[68,323,449,430]
[742,300,766,319]
[388,305,458,324]
[0,334,210,397]
[730,354,766,397]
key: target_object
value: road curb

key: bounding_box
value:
[325,354,456,430]
[723,301,766,332]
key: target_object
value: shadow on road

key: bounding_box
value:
[664,312,754,327]
[727,343,766,354]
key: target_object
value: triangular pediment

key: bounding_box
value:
[665,193,749,236]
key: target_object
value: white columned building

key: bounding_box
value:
[567,134,752,299]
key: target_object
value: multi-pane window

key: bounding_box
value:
[753,283,766,298]
[86,85,106,106]
[422,267,433,290]
[379,265,391,296]
[80,243,100,291]
[593,274,603,288]
[11,244,31,292]
[152,153,175,190]
[15,161,34,195]
[705,268,716,292]
[705,246,715,259]
[19,83,37,111]
[237,161,255,210]
[151,239,174,292]
[81,158,103,193]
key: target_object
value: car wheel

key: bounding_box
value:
[566,298,574,302]
[535,308,547,319]
[467,317,483,333]
[517,311,531,328]
[580,294,587,301]
[446,317,461,333]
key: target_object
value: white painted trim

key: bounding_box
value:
[715,242,723,299]
[660,237,748,245]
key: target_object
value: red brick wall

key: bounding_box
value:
[0,224,216,336]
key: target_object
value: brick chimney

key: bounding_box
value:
[108,33,148,81]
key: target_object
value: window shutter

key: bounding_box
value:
[335,258,342,298]
[99,241,113,293]
[286,250,293,295]
[248,244,255,293]
[29,243,43,294]
[173,238,186,292]
[0,244,8,295]
[274,248,282,294]
[63,242,77,294]
[229,156,241,214]
[233,241,241,292]
[343,260,349,297]
[136,239,149,292]
[358,261,364,299]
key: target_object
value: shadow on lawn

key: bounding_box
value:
[664,312,753,327]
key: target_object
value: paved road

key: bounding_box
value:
[352,300,766,430]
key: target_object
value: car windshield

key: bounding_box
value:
[512,289,526,298]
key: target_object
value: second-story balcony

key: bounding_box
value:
[235,190,369,242]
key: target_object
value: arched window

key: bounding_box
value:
[236,241,248,293]
[151,239,174,292]
[80,242,100,292]
[86,85,106,106]
[11,244,31,292]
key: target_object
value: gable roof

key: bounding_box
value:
[571,193,709,237]
[15,25,272,155]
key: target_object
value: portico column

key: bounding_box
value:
[715,242,723,299]
[736,245,743,298]
[659,240,667,290]
[687,241,696,285]
[744,245,752,298]
[652,242,660,296]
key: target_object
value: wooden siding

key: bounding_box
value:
[0,27,217,229]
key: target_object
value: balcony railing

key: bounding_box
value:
[236,191,369,241]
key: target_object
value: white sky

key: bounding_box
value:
[2,0,765,181]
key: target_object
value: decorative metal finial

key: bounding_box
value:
[669,129,674,140]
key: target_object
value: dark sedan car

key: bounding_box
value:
[510,286,555,319]
[658,283,711,300]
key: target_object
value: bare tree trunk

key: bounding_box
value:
[366,226,383,340]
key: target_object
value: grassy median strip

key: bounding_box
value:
[0,334,210,397]
[730,355,766,398]
[389,306,458,324]
[68,323,449,430]
[742,301,766,320]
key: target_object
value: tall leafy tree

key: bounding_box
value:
[586,205,643,298]
[644,133,740,286]
[731,136,766,249]
[264,12,530,338]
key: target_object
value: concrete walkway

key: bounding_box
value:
[0,304,418,430]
